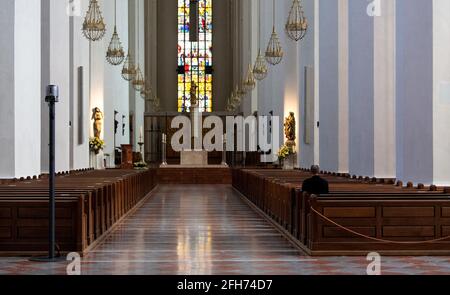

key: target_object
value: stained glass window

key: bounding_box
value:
[177,0,213,113]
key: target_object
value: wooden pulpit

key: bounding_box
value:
[121,144,134,169]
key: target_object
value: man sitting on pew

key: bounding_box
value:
[302,165,329,195]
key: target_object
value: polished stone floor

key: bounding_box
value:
[1,185,450,275]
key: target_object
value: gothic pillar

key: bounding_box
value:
[41,0,71,173]
[0,0,41,178]
[348,0,396,178]
[396,0,450,185]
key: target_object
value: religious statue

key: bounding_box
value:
[190,81,198,106]
[92,107,104,139]
[284,112,296,147]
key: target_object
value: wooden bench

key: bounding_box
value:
[0,169,157,256]
[232,168,450,256]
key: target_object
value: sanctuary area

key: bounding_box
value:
[1,0,450,277]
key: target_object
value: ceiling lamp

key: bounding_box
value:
[153,97,161,112]
[265,0,283,65]
[106,0,125,65]
[253,50,268,81]
[132,66,145,92]
[253,1,268,81]
[236,85,246,98]
[82,0,106,42]
[140,82,153,100]
[285,0,308,42]
[243,64,256,92]
[132,0,145,92]
[121,54,136,81]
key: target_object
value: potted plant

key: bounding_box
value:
[89,137,105,155]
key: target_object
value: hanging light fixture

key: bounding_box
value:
[236,84,247,98]
[132,66,145,91]
[253,1,268,81]
[265,0,283,65]
[152,97,161,112]
[132,0,145,92]
[106,0,125,65]
[243,64,256,92]
[82,0,106,42]
[140,82,153,100]
[285,0,308,42]
[121,54,136,81]
[253,50,268,81]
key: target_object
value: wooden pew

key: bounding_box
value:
[307,194,450,255]
[0,169,157,256]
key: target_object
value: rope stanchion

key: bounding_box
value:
[310,207,450,245]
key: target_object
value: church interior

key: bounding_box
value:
[1,0,450,277]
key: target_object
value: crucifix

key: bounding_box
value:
[189,0,199,42]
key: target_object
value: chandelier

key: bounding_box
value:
[236,85,246,98]
[243,64,256,92]
[82,0,106,42]
[121,54,136,81]
[152,97,161,112]
[253,50,268,81]
[140,82,153,100]
[132,66,145,92]
[132,0,145,92]
[253,2,268,81]
[265,0,283,65]
[106,0,125,65]
[285,0,308,42]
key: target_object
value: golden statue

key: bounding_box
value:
[284,112,296,146]
[190,81,198,106]
[92,107,104,139]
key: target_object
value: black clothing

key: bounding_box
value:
[301,175,329,195]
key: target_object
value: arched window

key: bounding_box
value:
[177,0,213,113]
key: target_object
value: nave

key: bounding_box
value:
[1,185,449,275]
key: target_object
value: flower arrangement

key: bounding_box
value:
[89,137,105,154]
[277,144,294,160]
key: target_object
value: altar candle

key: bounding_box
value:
[140,126,143,140]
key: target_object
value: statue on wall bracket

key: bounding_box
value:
[284,112,296,148]
[92,107,104,139]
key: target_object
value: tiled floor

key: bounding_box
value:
[1,185,450,275]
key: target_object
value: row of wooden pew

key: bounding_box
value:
[0,169,157,256]
[232,169,450,256]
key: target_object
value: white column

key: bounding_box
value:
[348,0,395,178]
[318,0,339,172]
[433,0,450,185]
[373,0,396,178]
[396,0,433,184]
[0,0,41,179]
[337,0,349,173]
[70,0,90,170]
[41,0,71,173]
[299,0,319,168]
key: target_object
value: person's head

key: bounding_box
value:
[310,165,320,175]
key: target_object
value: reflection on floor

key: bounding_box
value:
[1,185,450,275]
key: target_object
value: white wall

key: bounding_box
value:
[0,0,17,178]
[70,0,90,170]
[0,0,41,179]
[103,0,130,165]
[432,0,450,185]
[396,0,434,184]
[299,0,319,169]
[41,0,71,173]
[14,0,42,178]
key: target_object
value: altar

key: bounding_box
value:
[180,150,208,166]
